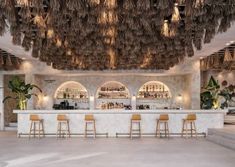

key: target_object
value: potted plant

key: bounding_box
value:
[219,83,235,109]
[2,76,42,110]
[200,76,220,109]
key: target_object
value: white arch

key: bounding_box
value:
[137,81,172,98]
[96,81,130,98]
[54,81,88,99]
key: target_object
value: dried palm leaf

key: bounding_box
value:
[224,48,233,62]
[123,0,135,11]
[137,0,150,11]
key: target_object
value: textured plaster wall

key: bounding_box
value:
[33,74,191,110]
[0,59,201,129]
[202,70,235,87]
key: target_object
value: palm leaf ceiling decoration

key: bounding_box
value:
[0,48,23,70]
[201,43,235,71]
[0,0,235,70]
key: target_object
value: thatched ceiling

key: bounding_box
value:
[0,0,235,70]
[201,43,235,71]
[0,48,23,70]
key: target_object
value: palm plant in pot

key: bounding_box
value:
[219,81,235,109]
[2,76,42,110]
[200,76,220,109]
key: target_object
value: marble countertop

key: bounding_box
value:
[14,109,228,114]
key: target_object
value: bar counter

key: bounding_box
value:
[14,109,227,137]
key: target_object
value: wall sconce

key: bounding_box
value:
[177,94,183,109]
[90,95,95,109]
[131,95,136,110]
[43,94,49,102]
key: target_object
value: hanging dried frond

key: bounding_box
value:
[137,0,150,11]
[66,0,84,11]
[87,0,100,7]
[16,0,30,7]
[224,48,233,62]
[5,54,13,66]
[34,15,46,28]
[123,0,135,11]
[157,0,170,10]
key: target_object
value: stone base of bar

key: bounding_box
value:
[14,109,227,137]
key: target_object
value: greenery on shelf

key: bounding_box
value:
[201,76,235,109]
[2,76,42,110]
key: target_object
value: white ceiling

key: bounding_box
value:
[0,23,235,61]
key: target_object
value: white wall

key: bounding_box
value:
[0,59,201,129]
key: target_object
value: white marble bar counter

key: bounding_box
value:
[14,109,227,137]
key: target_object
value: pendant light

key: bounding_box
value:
[224,48,232,62]
[161,20,169,37]
[171,3,181,23]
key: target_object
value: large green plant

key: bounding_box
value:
[219,84,235,109]
[201,76,220,109]
[2,76,42,110]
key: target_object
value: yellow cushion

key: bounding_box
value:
[159,114,169,121]
[57,114,68,121]
[30,114,40,121]
[132,114,141,120]
[85,114,94,121]
[186,114,196,120]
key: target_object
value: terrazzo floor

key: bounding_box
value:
[0,132,234,167]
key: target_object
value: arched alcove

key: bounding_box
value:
[54,81,88,99]
[54,81,89,109]
[95,81,131,109]
[137,81,172,99]
[136,81,172,110]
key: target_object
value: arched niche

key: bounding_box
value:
[137,81,172,99]
[96,81,130,99]
[54,81,88,99]
[95,81,131,109]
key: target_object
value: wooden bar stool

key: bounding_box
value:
[130,114,141,139]
[57,114,70,138]
[29,114,45,139]
[84,114,96,138]
[156,114,170,138]
[182,114,197,138]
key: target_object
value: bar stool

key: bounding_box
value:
[130,114,141,139]
[29,114,45,138]
[57,114,70,138]
[182,114,197,138]
[156,114,170,138]
[84,114,96,138]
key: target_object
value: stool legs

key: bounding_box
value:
[84,121,96,138]
[29,121,44,139]
[156,121,169,138]
[130,121,141,139]
[182,120,197,138]
[57,121,70,138]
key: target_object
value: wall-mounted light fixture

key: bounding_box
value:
[177,94,183,109]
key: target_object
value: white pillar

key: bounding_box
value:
[131,95,136,110]
[25,74,34,110]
